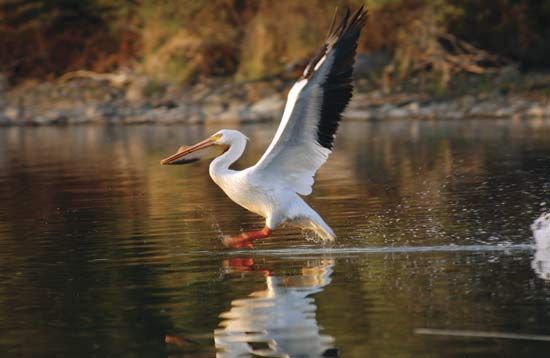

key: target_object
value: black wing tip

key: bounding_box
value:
[314,6,368,150]
[326,6,368,45]
[302,6,368,80]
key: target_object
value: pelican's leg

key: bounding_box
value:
[222,226,272,249]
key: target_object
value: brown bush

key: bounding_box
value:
[0,0,548,85]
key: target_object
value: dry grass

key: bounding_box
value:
[1,0,548,86]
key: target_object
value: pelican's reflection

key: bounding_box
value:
[214,257,338,358]
[531,213,550,280]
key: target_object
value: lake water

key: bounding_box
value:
[1,119,550,357]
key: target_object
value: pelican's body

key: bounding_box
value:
[208,132,335,241]
[161,7,367,248]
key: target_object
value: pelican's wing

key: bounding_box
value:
[252,7,367,195]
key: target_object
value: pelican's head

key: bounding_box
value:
[160,129,247,165]
[210,129,249,146]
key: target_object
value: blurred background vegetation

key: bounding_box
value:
[0,0,549,86]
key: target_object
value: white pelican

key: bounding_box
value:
[161,7,368,248]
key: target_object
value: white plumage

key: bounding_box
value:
[208,129,335,241]
[161,7,367,248]
[531,212,550,280]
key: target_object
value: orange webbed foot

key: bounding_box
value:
[221,226,272,249]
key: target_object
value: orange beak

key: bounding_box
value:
[160,138,215,165]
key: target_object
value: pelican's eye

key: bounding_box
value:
[211,133,223,143]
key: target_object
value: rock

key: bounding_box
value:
[202,101,225,118]
[376,104,396,117]
[4,107,20,121]
[386,107,409,118]
[214,102,248,123]
[123,105,204,125]
[343,109,371,120]
[416,102,450,119]
[28,110,69,125]
[468,100,500,117]
[248,95,284,119]
[31,115,49,125]
[494,105,517,117]
[526,104,545,117]
[403,101,419,114]
[348,93,370,110]
[83,105,103,121]
[3,67,550,126]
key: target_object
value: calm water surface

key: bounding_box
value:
[1,119,550,357]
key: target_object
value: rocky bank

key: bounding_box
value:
[1,71,550,126]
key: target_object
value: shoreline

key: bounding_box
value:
[1,73,550,126]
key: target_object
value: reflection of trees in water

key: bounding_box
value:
[0,126,154,263]
[327,120,550,245]
[0,126,175,356]
[438,122,550,243]
[1,120,550,356]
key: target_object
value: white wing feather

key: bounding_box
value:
[251,53,335,196]
[250,7,366,196]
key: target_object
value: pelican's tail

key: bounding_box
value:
[308,217,336,241]
[300,209,336,241]
[288,196,336,241]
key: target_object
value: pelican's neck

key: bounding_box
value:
[209,139,246,180]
